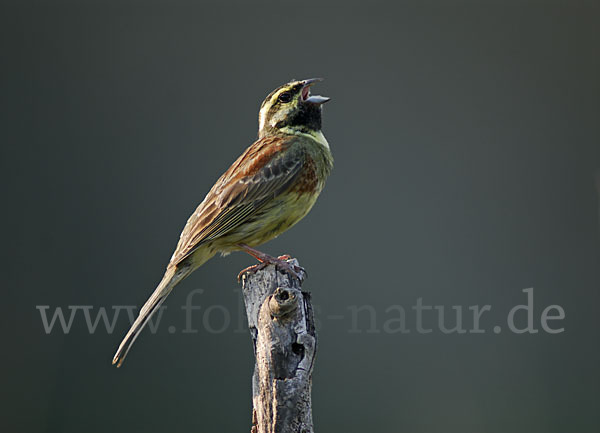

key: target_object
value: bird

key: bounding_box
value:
[112,78,333,367]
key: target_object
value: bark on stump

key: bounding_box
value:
[239,259,316,433]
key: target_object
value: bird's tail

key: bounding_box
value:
[112,265,190,367]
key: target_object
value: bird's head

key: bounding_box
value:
[258,78,330,138]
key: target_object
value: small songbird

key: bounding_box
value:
[112,78,333,367]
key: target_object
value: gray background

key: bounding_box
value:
[2,0,599,432]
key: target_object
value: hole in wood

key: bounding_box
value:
[291,342,304,357]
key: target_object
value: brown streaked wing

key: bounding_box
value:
[170,136,304,265]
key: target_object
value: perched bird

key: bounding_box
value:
[112,78,333,367]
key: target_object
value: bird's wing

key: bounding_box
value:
[170,135,304,265]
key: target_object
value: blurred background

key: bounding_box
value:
[2,1,599,432]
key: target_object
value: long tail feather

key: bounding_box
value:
[112,266,189,367]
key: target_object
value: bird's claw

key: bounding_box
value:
[237,255,306,283]
[237,262,269,282]
[275,260,306,283]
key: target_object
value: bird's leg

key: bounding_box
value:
[237,244,305,282]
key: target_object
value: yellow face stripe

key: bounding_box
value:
[258,82,304,131]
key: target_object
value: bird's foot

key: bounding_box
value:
[237,245,305,283]
[237,262,269,281]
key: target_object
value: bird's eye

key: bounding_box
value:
[278,92,292,103]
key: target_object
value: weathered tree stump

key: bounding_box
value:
[239,259,316,433]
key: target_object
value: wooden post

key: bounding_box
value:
[239,259,316,433]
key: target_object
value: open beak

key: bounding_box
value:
[300,78,330,105]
